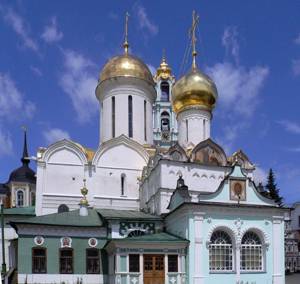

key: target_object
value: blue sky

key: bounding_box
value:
[0,0,300,204]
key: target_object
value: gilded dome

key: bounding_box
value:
[154,55,173,81]
[172,67,218,114]
[99,54,155,86]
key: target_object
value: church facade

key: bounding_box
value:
[8,12,287,284]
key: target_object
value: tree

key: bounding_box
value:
[265,168,283,206]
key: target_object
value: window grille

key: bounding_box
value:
[32,248,47,273]
[241,231,263,271]
[209,231,233,271]
[86,249,100,274]
[60,248,73,274]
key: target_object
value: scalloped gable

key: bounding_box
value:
[41,139,88,165]
[198,164,277,207]
[92,134,150,168]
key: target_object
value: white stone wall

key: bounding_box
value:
[177,109,211,147]
[36,138,149,216]
[140,160,230,214]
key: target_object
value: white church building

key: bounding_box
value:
[8,12,287,284]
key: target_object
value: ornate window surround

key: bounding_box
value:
[206,224,269,274]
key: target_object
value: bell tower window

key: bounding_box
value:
[160,82,170,102]
[161,111,170,131]
[128,96,133,137]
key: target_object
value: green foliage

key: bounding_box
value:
[265,168,283,206]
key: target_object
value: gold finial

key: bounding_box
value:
[162,48,166,62]
[123,12,130,54]
[80,178,89,206]
[190,10,199,70]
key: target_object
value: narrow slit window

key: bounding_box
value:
[186,119,189,142]
[128,96,133,137]
[112,96,115,138]
[121,174,126,196]
[144,100,147,141]
[203,119,206,139]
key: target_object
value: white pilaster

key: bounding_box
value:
[272,216,285,284]
[193,213,205,284]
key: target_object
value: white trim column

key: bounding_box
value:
[193,213,205,284]
[235,243,241,284]
[164,254,168,284]
[272,216,285,284]
[139,253,143,284]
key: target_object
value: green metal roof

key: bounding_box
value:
[11,208,103,227]
[97,209,161,220]
[113,232,188,243]
[4,206,35,216]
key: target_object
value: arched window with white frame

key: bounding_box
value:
[241,231,263,271]
[209,230,233,271]
[16,189,24,207]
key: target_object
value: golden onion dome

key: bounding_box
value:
[154,54,173,81]
[172,11,218,114]
[99,54,155,86]
[172,67,218,114]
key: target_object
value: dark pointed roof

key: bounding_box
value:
[8,130,36,184]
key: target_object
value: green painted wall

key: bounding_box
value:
[18,236,108,274]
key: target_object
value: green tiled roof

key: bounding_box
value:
[11,208,102,227]
[113,232,188,243]
[4,206,35,216]
[97,209,161,220]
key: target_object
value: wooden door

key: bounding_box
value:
[144,254,165,284]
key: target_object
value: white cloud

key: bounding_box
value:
[43,128,71,145]
[277,120,300,134]
[30,66,43,77]
[1,7,38,52]
[206,63,269,117]
[0,128,13,156]
[0,73,35,120]
[108,11,118,21]
[294,33,300,45]
[253,166,267,185]
[59,49,98,123]
[135,5,158,36]
[41,17,63,44]
[292,59,300,76]
[287,147,300,152]
[206,27,269,154]
[222,26,239,64]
